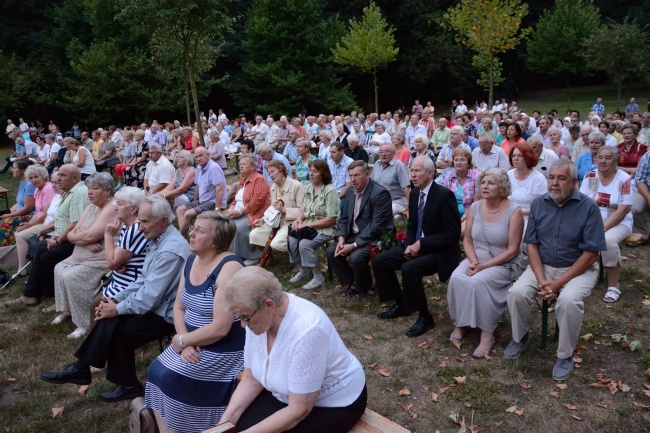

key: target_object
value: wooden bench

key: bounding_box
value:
[202,409,411,433]
[0,187,9,213]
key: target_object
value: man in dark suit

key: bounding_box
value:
[327,161,393,300]
[372,156,461,337]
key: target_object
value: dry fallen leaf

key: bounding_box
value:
[571,415,583,421]
[484,354,492,360]
[452,341,462,349]
[514,409,524,416]
[573,356,583,364]
[78,385,89,395]
[596,403,608,409]
[608,382,618,395]
[564,404,577,410]
[505,405,517,413]
[439,361,447,368]
[550,392,559,398]
[556,383,568,390]
[368,363,378,370]
[519,383,531,389]
[634,401,650,410]
[437,314,444,321]
[643,390,650,397]
[644,384,650,390]
[580,333,593,341]
[418,340,430,349]
[454,376,466,384]
[431,392,439,402]
[495,421,503,426]
[465,402,472,407]
[378,369,391,377]
[645,368,650,377]
[439,386,450,395]
[6,377,16,382]
[619,382,631,393]
[642,299,650,306]
[591,383,607,389]
[52,407,64,419]
[363,334,373,340]
[398,402,413,412]
[456,357,466,363]
[12,327,18,331]
[386,388,394,392]
[398,387,411,396]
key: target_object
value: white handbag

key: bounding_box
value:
[263,205,282,228]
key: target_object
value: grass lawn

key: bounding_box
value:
[1,116,650,432]
[514,83,650,119]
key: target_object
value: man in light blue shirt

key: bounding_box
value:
[40,195,190,403]
[258,143,292,185]
[283,129,300,165]
[328,141,353,211]
[591,98,605,116]
[405,113,427,149]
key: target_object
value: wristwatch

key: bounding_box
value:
[352,242,358,249]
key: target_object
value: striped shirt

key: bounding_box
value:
[104,222,148,298]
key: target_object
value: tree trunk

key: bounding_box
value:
[185,79,192,126]
[373,70,379,114]
[187,62,205,148]
[488,53,494,109]
[616,78,622,111]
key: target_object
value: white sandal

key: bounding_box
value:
[603,287,621,303]
[51,313,71,325]
[66,327,87,339]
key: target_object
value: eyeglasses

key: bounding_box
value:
[237,309,258,324]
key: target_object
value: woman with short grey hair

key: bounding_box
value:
[51,173,117,339]
[160,149,196,209]
[576,131,605,184]
[220,266,367,433]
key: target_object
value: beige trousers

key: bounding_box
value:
[15,224,44,270]
[602,224,631,267]
[249,223,290,252]
[507,262,598,359]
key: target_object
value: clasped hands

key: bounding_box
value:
[334,239,355,257]
[171,334,202,364]
[537,279,561,301]
[95,297,118,321]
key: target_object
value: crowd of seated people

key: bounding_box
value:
[1,101,649,432]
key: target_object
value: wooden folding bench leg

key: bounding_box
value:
[350,409,412,433]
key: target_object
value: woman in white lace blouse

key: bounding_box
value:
[220,267,367,433]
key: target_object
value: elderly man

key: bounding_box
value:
[149,123,167,150]
[258,143,292,186]
[41,195,190,402]
[420,108,437,139]
[370,143,410,214]
[533,117,551,148]
[328,142,354,210]
[277,115,293,152]
[630,151,650,246]
[12,165,89,306]
[283,129,300,165]
[176,147,227,235]
[140,122,152,142]
[405,113,427,150]
[352,122,368,146]
[327,161,392,300]
[246,116,268,146]
[5,119,16,141]
[506,160,606,381]
[143,144,174,195]
[80,131,93,151]
[431,117,450,151]
[571,124,593,162]
[528,136,559,179]
[265,116,280,150]
[472,134,509,172]
[437,125,471,178]
[455,100,468,116]
[366,123,391,158]
[345,133,369,163]
[373,156,461,337]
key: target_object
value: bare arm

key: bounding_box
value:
[5,195,34,218]
[67,204,117,246]
[603,205,631,231]
[220,368,266,426]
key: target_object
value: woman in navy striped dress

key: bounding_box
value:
[146,212,245,433]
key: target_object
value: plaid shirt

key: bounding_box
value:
[635,151,650,187]
[591,103,605,115]
[442,169,480,211]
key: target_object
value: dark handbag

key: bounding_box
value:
[288,223,318,241]
[27,234,50,261]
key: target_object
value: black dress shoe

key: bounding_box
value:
[377,304,410,319]
[405,316,435,337]
[41,363,91,385]
[100,383,144,403]
[340,284,358,297]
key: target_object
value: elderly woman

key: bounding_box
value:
[220,267,367,433]
[288,159,339,290]
[35,136,51,165]
[250,160,305,253]
[442,148,481,237]
[207,131,227,170]
[182,128,200,152]
[94,130,120,171]
[447,168,523,358]
[0,160,36,246]
[576,131,605,184]
[52,172,116,339]
[227,154,271,266]
[617,124,647,176]
[160,150,196,209]
[318,130,334,162]
[392,132,410,165]
[295,138,317,185]
[240,139,264,174]
[580,146,633,303]
[124,130,149,188]
[64,137,96,180]
[500,122,525,157]
[507,143,547,218]
[146,212,245,433]
[547,127,571,159]
[408,133,436,169]
[114,130,137,188]
[598,121,618,147]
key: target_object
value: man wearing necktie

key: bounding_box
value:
[372,156,462,337]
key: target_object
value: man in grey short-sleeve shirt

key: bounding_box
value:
[506,160,606,381]
[370,143,410,214]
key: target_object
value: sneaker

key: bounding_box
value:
[289,271,309,283]
[552,356,574,381]
[504,332,530,359]
[302,277,324,290]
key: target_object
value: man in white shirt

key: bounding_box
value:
[144,144,175,195]
[217,109,227,122]
[472,134,509,172]
[217,123,230,147]
[109,126,123,148]
[5,119,16,142]
[366,123,391,158]
[141,123,152,142]
[455,100,468,116]
[532,117,551,147]
[528,136,558,179]
[18,118,29,134]
[265,116,280,150]
[246,116,268,146]
[208,109,217,122]
[405,113,427,149]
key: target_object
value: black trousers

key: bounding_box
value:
[237,386,367,433]
[325,236,373,292]
[0,156,12,174]
[23,242,75,299]
[372,246,439,314]
[74,312,175,386]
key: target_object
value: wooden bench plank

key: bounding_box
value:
[624,233,643,243]
[350,409,411,433]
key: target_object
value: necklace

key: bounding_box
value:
[486,199,505,214]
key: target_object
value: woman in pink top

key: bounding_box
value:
[392,133,410,165]
[548,127,571,159]
[500,122,525,157]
